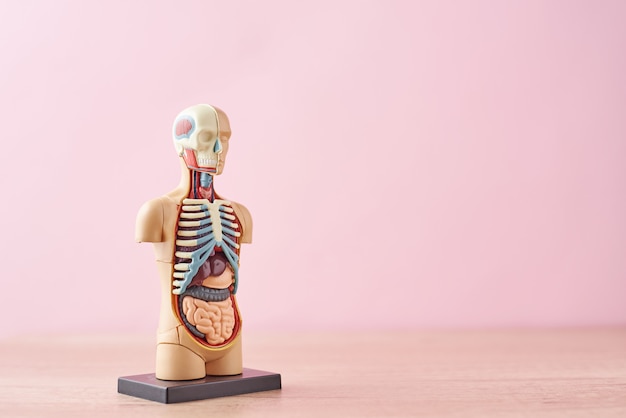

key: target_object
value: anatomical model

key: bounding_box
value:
[135,104,252,380]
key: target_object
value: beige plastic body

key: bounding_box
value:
[135,107,252,381]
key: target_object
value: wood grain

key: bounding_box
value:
[1,329,625,417]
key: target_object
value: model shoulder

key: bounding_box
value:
[135,197,166,243]
[229,200,253,244]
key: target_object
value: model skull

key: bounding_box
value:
[172,104,231,175]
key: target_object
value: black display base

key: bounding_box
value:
[118,368,282,404]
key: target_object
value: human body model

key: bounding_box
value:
[135,105,252,380]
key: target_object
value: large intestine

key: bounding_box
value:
[182,296,235,345]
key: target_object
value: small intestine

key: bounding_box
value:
[182,296,235,345]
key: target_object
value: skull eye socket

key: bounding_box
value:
[174,116,195,140]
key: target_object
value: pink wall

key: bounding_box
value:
[0,1,625,338]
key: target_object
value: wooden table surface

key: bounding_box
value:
[0,329,625,417]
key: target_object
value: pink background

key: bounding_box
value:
[0,0,625,339]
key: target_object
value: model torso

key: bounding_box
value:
[135,104,251,380]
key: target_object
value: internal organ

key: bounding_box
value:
[189,253,229,288]
[182,295,235,345]
[176,260,238,345]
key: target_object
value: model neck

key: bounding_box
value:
[188,170,215,202]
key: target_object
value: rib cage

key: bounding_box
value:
[173,198,241,295]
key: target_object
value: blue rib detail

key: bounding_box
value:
[177,241,216,293]
[221,226,238,237]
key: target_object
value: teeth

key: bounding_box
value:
[196,156,217,165]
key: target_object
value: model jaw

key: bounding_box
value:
[182,148,219,174]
